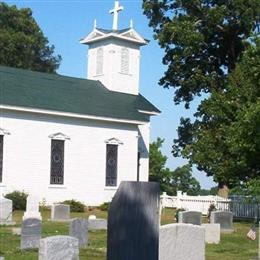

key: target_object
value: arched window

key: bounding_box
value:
[121,48,129,74]
[96,48,103,75]
[49,132,70,185]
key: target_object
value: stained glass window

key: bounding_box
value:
[106,144,118,186]
[50,139,64,185]
[96,48,103,75]
[121,48,129,74]
[0,135,3,183]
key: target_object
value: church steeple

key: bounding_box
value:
[80,1,148,95]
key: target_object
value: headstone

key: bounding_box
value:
[159,223,205,260]
[107,181,160,260]
[21,218,42,249]
[0,257,4,260]
[69,218,88,248]
[0,197,15,225]
[23,195,42,220]
[51,204,70,221]
[12,227,21,235]
[88,215,96,220]
[39,235,79,260]
[88,218,107,230]
[178,210,202,225]
[210,211,233,232]
[202,224,220,244]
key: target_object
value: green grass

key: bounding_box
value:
[0,209,258,260]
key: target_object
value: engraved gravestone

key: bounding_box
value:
[202,224,220,244]
[51,204,70,221]
[107,181,160,260]
[23,195,42,220]
[159,223,205,260]
[0,197,15,225]
[88,218,107,230]
[39,235,79,260]
[21,218,42,249]
[210,211,233,232]
[69,218,88,248]
[178,211,202,225]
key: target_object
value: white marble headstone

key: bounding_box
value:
[0,197,15,225]
[23,195,42,220]
[159,223,205,260]
[39,235,79,260]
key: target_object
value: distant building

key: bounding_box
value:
[0,1,160,205]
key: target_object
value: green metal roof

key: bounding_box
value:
[0,66,160,123]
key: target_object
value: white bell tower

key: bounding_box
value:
[80,1,148,95]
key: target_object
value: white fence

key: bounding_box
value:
[160,191,229,215]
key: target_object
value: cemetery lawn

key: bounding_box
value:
[0,208,258,260]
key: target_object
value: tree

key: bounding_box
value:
[173,40,260,188]
[0,3,61,73]
[149,138,172,192]
[143,0,260,188]
[143,0,259,106]
[149,138,201,195]
[170,165,201,195]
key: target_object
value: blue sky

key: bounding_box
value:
[5,0,215,189]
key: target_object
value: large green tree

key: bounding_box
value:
[0,3,61,72]
[149,138,201,195]
[173,40,260,188]
[143,0,260,188]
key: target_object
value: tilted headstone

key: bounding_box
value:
[39,235,79,260]
[23,195,42,220]
[178,211,202,225]
[159,223,205,260]
[210,211,233,232]
[0,197,15,225]
[51,204,70,221]
[21,218,42,250]
[69,218,88,248]
[107,181,160,260]
[88,218,107,230]
[202,224,220,244]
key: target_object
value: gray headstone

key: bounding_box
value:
[210,211,233,232]
[107,181,160,260]
[51,204,70,221]
[0,257,4,260]
[202,224,220,244]
[178,211,202,225]
[39,235,79,260]
[159,223,205,260]
[88,218,107,230]
[0,197,15,225]
[69,218,88,248]
[21,218,42,249]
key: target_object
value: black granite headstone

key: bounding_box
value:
[107,181,160,260]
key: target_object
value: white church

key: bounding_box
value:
[0,1,160,205]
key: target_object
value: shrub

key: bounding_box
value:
[175,208,185,222]
[5,190,28,210]
[61,199,85,212]
[99,202,110,211]
[207,203,216,220]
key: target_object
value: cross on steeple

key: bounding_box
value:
[110,1,124,31]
